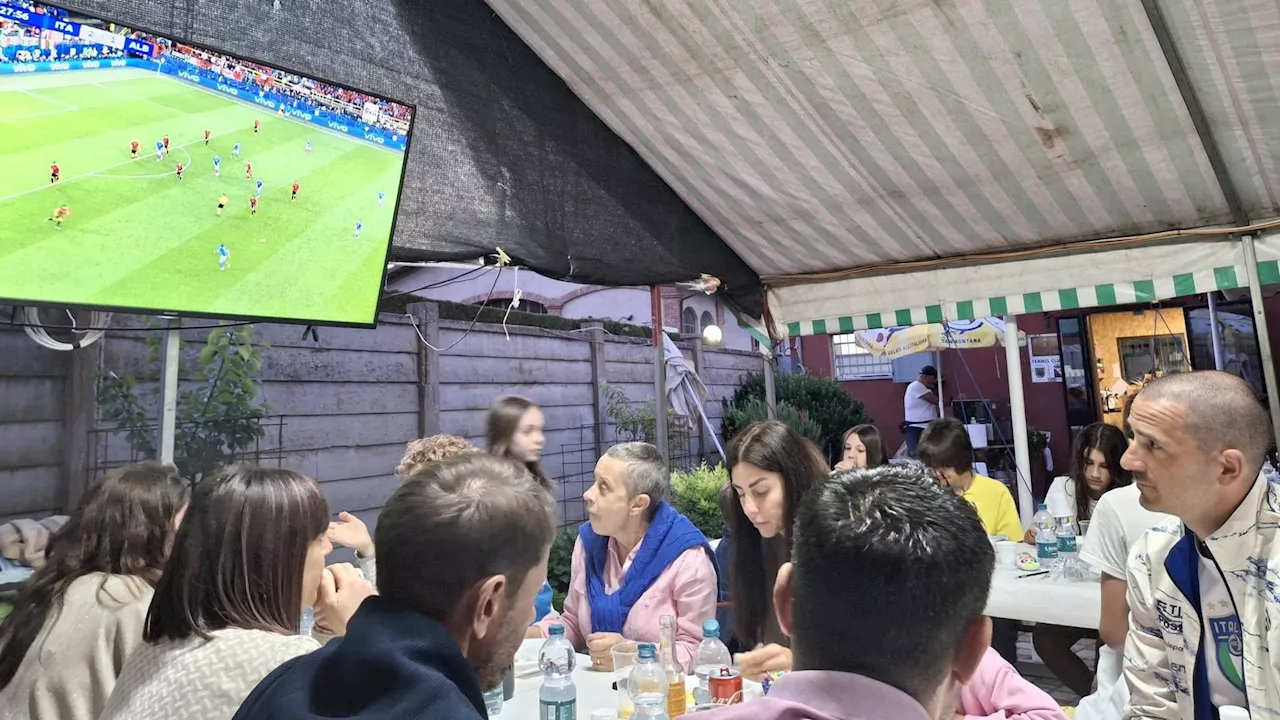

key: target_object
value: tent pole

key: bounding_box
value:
[1241,235,1280,451]
[1004,315,1034,530]
[159,319,181,464]
[651,286,669,460]
[763,350,778,420]
[1207,291,1226,371]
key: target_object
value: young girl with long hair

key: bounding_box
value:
[488,396,555,621]
[834,424,886,471]
[0,462,188,720]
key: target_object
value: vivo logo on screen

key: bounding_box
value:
[11,64,34,72]
[49,62,69,70]
[177,71,200,83]
[109,59,126,67]
[215,83,239,96]
[363,133,385,145]
[82,60,101,68]
[326,121,349,133]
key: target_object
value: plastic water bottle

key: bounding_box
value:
[1054,515,1088,581]
[539,625,577,720]
[630,643,669,719]
[692,620,732,706]
[299,607,315,636]
[1033,504,1058,562]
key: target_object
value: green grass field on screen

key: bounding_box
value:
[0,68,405,325]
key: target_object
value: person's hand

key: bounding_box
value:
[313,563,374,637]
[327,512,374,558]
[525,625,545,639]
[586,633,627,672]
[1023,527,1038,545]
[834,459,858,473]
[734,644,792,681]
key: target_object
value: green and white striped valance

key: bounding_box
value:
[766,236,1280,339]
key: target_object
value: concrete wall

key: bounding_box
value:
[0,303,762,531]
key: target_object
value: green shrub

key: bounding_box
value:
[547,527,577,611]
[671,463,729,539]
[723,398,823,446]
[723,371,872,461]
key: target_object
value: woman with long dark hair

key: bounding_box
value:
[834,424,886,471]
[724,421,829,680]
[0,462,187,720]
[99,467,373,720]
[487,395,555,621]
[1028,422,1132,697]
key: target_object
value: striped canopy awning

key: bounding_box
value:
[485,0,1280,336]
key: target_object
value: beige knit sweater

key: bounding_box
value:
[99,627,320,720]
[0,573,152,720]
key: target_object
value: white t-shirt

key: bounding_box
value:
[1079,484,1170,579]
[903,380,938,426]
[1197,540,1248,708]
[1045,476,1098,523]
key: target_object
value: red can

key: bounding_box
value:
[708,667,743,705]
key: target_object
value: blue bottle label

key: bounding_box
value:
[1037,539,1058,559]
[539,699,575,720]
[1057,536,1077,554]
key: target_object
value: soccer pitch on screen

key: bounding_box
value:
[0,68,407,326]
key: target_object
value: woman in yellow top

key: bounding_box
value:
[915,418,1023,539]
[915,418,1023,665]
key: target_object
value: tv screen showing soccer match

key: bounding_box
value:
[0,2,412,327]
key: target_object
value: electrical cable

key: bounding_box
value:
[20,307,110,351]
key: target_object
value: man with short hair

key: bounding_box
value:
[234,454,556,719]
[1122,371,1280,718]
[702,464,996,719]
[904,365,941,455]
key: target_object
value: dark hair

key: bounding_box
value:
[144,466,329,642]
[0,462,187,688]
[790,464,993,700]
[915,418,974,475]
[486,395,552,490]
[1070,423,1132,521]
[375,454,556,619]
[842,424,886,468]
[725,421,829,647]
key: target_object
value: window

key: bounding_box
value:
[833,333,893,380]
[1117,335,1187,380]
[700,311,715,332]
[682,307,698,336]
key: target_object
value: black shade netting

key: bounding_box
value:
[58,0,764,316]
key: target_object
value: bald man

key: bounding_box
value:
[1121,371,1278,719]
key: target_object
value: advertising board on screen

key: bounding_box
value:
[0,1,414,327]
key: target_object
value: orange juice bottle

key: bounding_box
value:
[659,615,687,717]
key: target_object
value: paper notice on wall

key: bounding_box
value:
[1030,355,1061,383]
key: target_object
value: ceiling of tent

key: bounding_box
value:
[62,0,765,315]
[483,0,1280,335]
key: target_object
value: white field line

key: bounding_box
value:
[19,87,77,110]
[88,146,193,180]
[0,132,224,203]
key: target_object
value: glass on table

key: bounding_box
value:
[611,641,640,719]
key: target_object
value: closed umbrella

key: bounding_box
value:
[662,333,725,459]
[855,318,1027,359]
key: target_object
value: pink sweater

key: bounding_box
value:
[536,536,717,669]
[958,648,1067,720]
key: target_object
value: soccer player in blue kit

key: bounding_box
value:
[217,243,230,271]
[256,178,264,197]
[154,140,164,161]
[213,154,222,177]
[377,190,386,208]
[305,138,313,153]
[353,221,363,239]
[232,143,242,159]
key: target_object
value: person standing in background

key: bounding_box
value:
[903,366,940,456]
[487,395,555,622]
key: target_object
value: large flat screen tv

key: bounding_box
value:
[0,1,413,327]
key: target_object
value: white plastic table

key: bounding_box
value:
[984,544,1102,629]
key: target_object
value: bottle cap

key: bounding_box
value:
[702,619,720,638]
[548,625,565,637]
[591,710,618,720]
[638,643,656,660]
[1218,707,1250,720]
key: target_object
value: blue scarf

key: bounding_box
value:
[579,501,714,634]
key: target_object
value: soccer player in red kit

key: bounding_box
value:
[248,195,259,217]
[175,162,185,182]
[130,140,140,159]
[245,161,253,179]
[162,135,170,153]
[204,128,211,145]
[254,118,261,134]
[49,162,60,184]
[291,181,300,204]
